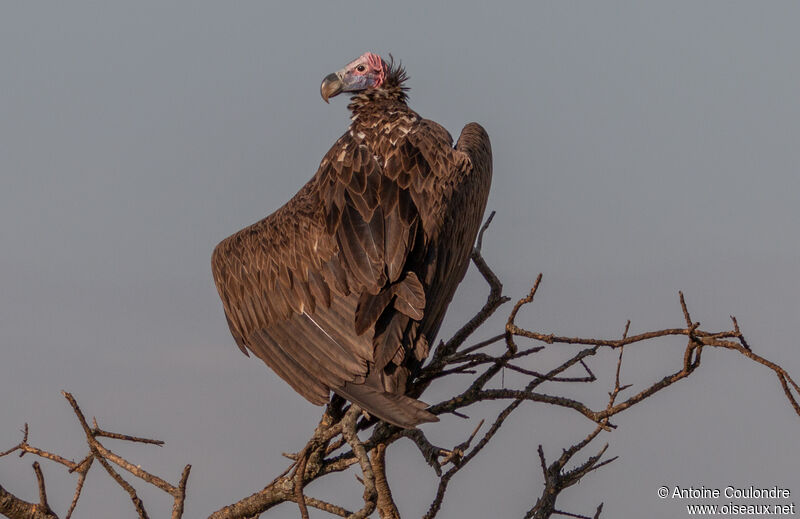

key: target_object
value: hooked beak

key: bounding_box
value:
[320,72,343,103]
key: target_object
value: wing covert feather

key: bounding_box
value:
[212,109,491,429]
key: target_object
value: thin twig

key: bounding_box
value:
[66,457,92,519]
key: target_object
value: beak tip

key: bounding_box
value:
[320,72,343,104]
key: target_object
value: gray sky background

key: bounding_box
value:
[2,2,799,518]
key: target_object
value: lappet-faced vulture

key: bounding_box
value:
[212,52,492,428]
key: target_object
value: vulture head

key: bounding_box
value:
[320,52,391,102]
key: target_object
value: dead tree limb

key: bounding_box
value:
[203,217,799,518]
[0,392,191,519]
[4,214,799,518]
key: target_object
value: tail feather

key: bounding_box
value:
[336,382,438,428]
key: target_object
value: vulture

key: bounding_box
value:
[212,52,492,428]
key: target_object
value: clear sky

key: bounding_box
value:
[2,2,799,518]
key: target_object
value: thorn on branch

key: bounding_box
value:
[730,315,752,351]
[456,333,506,357]
[578,359,596,382]
[92,417,165,446]
[446,419,484,466]
[552,508,601,519]
[679,291,692,327]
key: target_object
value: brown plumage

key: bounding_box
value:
[211,53,492,428]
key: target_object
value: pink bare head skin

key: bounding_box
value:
[344,52,387,87]
[320,52,389,102]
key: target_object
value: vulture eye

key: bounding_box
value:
[356,64,366,72]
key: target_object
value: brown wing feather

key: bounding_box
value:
[411,121,493,349]
[212,102,491,428]
[212,131,433,426]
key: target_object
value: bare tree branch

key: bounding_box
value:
[183,245,800,518]
[4,216,799,519]
[0,479,59,519]
[0,392,191,519]
[370,444,399,519]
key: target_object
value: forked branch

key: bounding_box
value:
[4,215,798,519]
[0,392,191,519]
